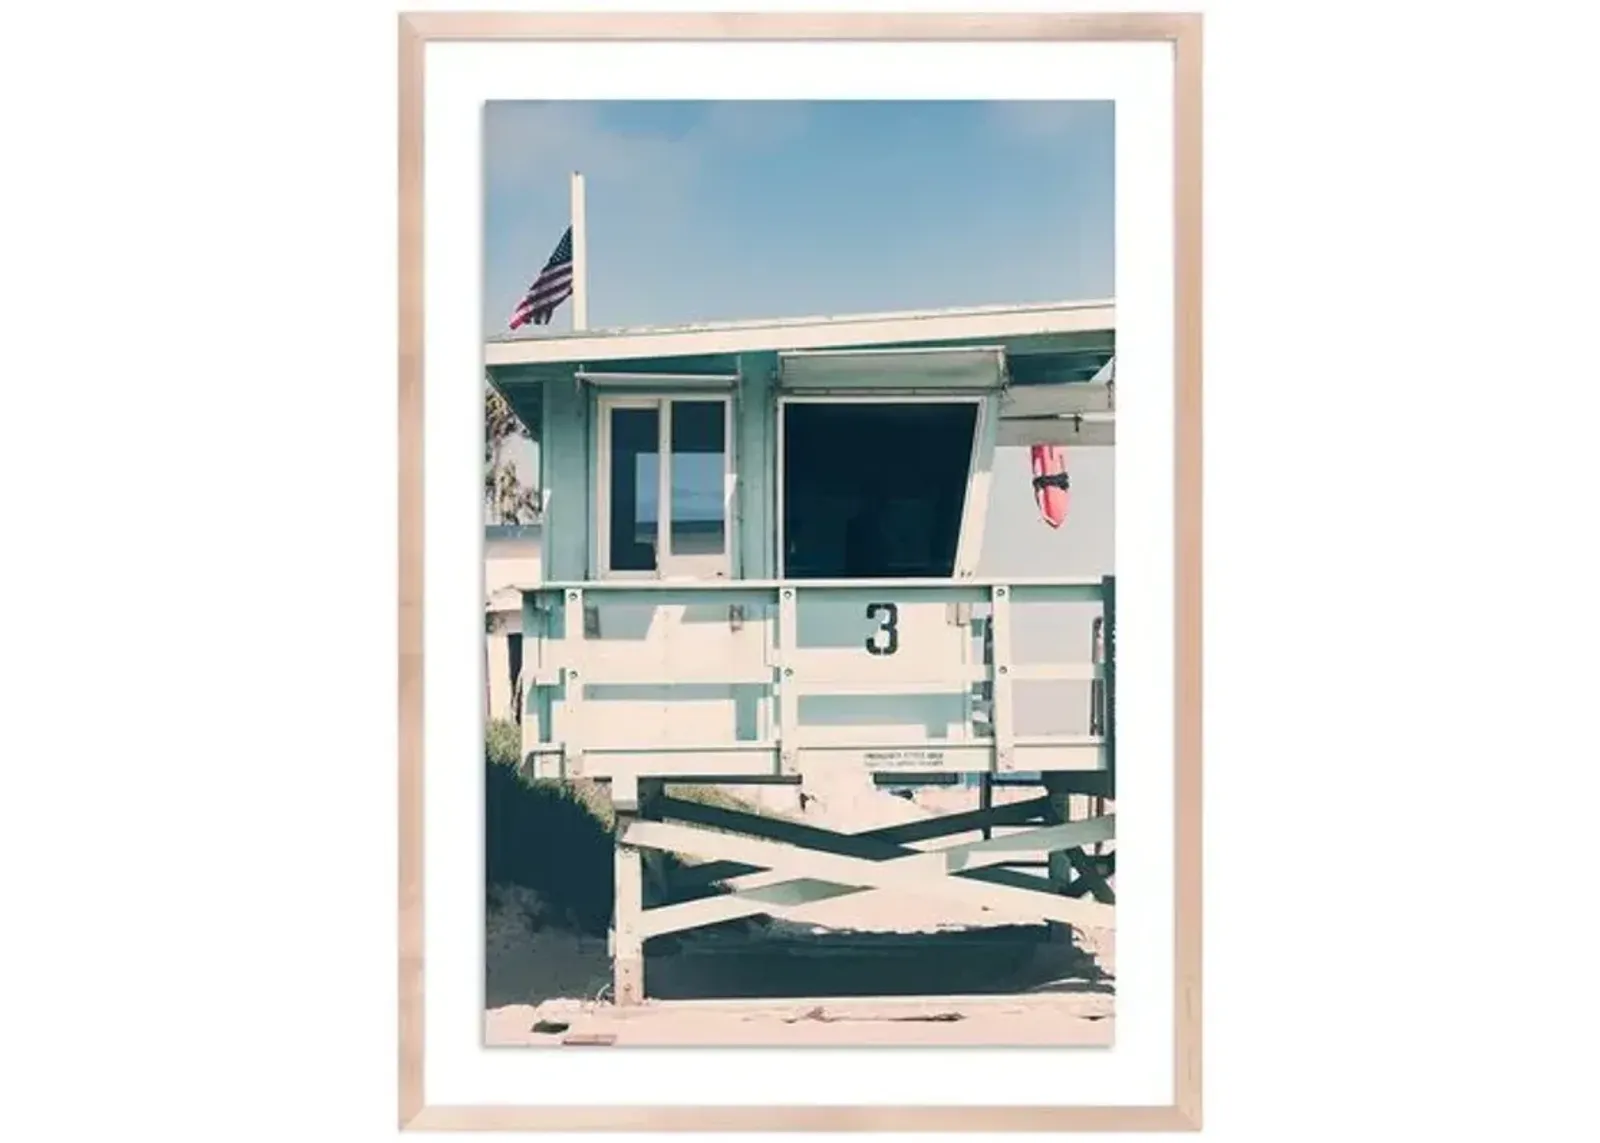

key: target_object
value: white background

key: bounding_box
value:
[3,1,1598,1141]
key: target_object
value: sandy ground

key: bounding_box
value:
[487,992,1113,1047]
[485,777,1115,1047]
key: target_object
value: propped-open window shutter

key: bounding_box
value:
[777,346,1007,392]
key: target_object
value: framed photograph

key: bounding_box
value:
[399,11,1201,1131]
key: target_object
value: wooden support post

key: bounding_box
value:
[561,588,586,777]
[610,773,644,1006]
[518,591,540,775]
[1043,772,1075,944]
[1102,574,1116,783]
[1089,612,1109,856]
[637,778,668,905]
[979,773,994,841]
[988,585,1015,774]
[1099,575,1116,866]
[776,586,799,774]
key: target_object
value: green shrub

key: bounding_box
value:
[485,718,521,769]
[483,719,767,935]
[484,719,615,934]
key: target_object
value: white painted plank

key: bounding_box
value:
[553,737,1106,778]
[566,747,781,780]
[538,661,775,686]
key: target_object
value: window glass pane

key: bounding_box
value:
[669,401,726,557]
[608,407,659,572]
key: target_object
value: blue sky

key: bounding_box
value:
[483,100,1113,333]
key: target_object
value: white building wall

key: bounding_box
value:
[485,525,541,723]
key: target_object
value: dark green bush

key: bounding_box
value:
[484,719,615,934]
[483,719,763,936]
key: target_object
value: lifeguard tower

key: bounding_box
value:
[485,298,1117,1005]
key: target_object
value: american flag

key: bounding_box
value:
[508,226,573,329]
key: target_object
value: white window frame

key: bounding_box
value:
[595,393,736,581]
[775,393,997,580]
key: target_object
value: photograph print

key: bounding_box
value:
[478,99,1117,1047]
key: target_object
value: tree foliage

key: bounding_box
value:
[484,382,539,524]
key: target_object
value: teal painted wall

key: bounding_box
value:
[540,374,590,582]
[735,351,777,580]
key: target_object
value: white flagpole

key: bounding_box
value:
[570,170,588,331]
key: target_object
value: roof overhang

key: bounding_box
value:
[483,298,1113,368]
[485,299,1117,448]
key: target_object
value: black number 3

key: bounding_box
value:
[865,602,899,656]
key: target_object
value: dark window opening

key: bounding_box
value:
[782,402,977,579]
[608,407,659,572]
[506,632,523,724]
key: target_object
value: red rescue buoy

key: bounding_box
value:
[1030,445,1070,529]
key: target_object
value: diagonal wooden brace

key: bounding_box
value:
[1065,847,1116,903]
[666,794,1054,890]
[623,816,1115,938]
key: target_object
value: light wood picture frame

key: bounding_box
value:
[399,10,1201,1131]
